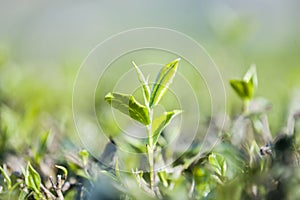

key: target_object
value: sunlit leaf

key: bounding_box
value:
[221,159,227,177]
[19,190,28,199]
[243,64,257,87]
[55,165,68,179]
[124,136,147,153]
[230,65,257,100]
[230,80,253,100]
[115,156,120,179]
[158,171,168,187]
[149,58,180,107]
[132,61,150,105]
[208,153,226,178]
[34,130,50,164]
[105,92,150,125]
[25,162,41,194]
[0,165,11,189]
[152,110,182,145]
[78,149,89,167]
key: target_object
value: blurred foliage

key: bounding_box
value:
[0,46,300,199]
[0,2,300,199]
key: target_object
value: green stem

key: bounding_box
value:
[147,145,154,190]
[243,99,250,115]
[146,109,154,191]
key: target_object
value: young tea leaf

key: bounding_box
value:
[230,80,253,100]
[158,171,168,187]
[208,153,226,178]
[105,92,150,125]
[0,165,11,189]
[149,58,180,107]
[55,165,68,179]
[230,65,257,101]
[124,135,147,153]
[115,156,120,179]
[25,162,41,194]
[132,61,150,105]
[243,64,257,87]
[34,130,50,164]
[152,110,182,146]
[78,149,89,167]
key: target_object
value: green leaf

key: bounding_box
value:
[55,165,68,179]
[115,156,120,179]
[158,171,168,187]
[152,110,182,145]
[0,166,11,189]
[221,159,227,177]
[230,80,253,100]
[230,65,257,100]
[18,190,28,200]
[132,61,150,105]
[243,64,257,87]
[124,136,147,153]
[25,162,41,195]
[208,153,226,178]
[34,130,50,164]
[149,58,180,107]
[78,149,89,167]
[105,92,150,125]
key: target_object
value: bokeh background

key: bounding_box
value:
[1,0,300,151]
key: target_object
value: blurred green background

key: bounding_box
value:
[0,0,300,150]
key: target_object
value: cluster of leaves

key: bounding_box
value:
[100,62,300,199]
[1,60,300,200]
[105,59,182,191]
[0,128,91,199]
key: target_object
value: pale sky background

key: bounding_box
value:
[1,0,299,130]
[0,0,299,64]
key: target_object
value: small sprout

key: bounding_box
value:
[208,153,227,178]
[0,165,11,189]
[34,130,50,164]
[158,171,168,187]
[230,64,257,101]
[55,165,68,180]
[25,162,42,196]
[78,149,89,167]
[104,59,181,192]
[230,64,258,113]
[248,141,261,168]
[115,156,120,179]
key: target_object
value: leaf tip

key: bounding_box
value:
[229,79,236,86]
[132,61,137,67]
[171,58,181,66]
[105,92,113,101]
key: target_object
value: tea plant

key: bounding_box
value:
[105,58,182,191]
[0,61,300,200]
[230,64,257,114]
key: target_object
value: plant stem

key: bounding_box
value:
[243,99,250,115]
[146,109,154,191]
